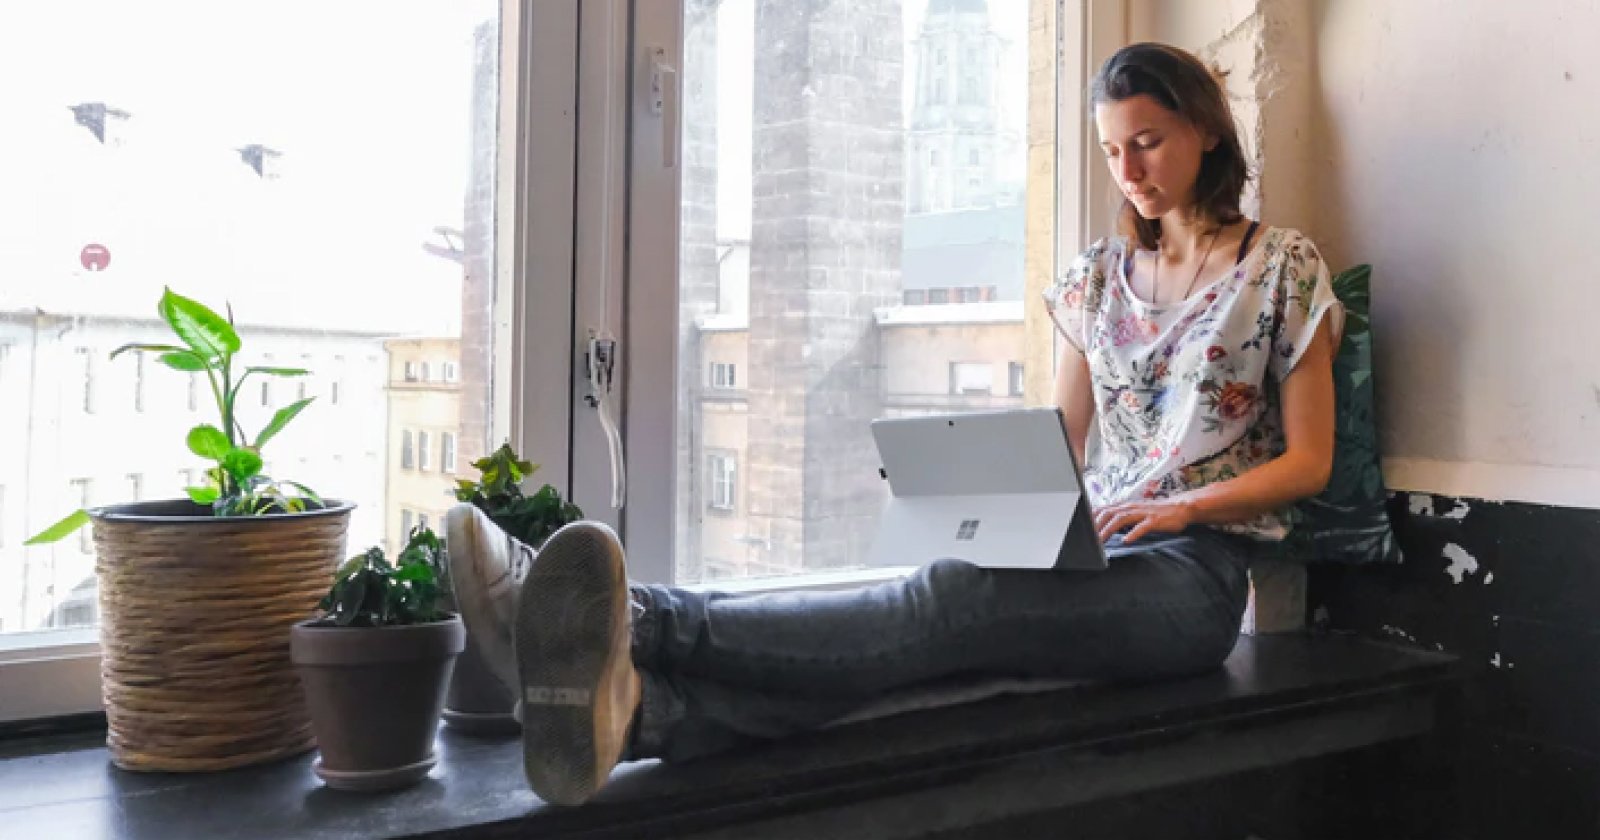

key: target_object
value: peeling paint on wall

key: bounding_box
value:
[1443,543,1480,584]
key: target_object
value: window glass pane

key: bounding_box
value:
[0,0,501,637]
[672,0,1055,582]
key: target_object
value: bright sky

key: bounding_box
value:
[0,1,495,335]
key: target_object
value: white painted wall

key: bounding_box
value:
[1128,0,1600,507]
[1313,0,1600,507]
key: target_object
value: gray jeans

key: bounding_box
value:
[628,526,1254,762]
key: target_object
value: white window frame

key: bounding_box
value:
[401,428,415,470]
[418,430,432,471]
[709,361,736,390]
[708,451,736,512]
[442,431,458,473]
[1,0,1125,724]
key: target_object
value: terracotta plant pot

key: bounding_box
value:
[91,498,354,773]
[290,615,466,792]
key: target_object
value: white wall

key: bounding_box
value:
[1312,0,1600,506]
[1130,0,1600,507]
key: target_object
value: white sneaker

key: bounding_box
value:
[515,520,642,806]
[444,504,533,697]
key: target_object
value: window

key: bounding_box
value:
[708,453,737,512]
[401,430,415,470]
[74,347,95,414]
[418,512,431,533]
[126,473,143,502]
[441,432,457,473]
[69,479,93,553]
[419,431,432,471]
[441,361,459,382]
[629,0,1065,585]
[709,361,737,389]
[419,362,431,383]
[402,509,414,539]
[404,361,419,382]
[260,379,271,407]
[1009,362,1024,397]
[949,362,994,396]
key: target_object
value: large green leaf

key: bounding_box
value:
[221,447,264,482]
[187,424,232,460]
[158,288,241,361]
[158,351,209,372]
[245,366,310,378]
[255,398,314,448]
[24,509,91,546]
[186,486,220,505]
[110,342,190,361]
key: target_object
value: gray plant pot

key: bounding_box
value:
[290,615,465,792]
[442,630,521,735]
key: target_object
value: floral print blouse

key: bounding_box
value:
[1043,226,1343,541]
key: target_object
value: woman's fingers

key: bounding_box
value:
[1097,509,1143,542]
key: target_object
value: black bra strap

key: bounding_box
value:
[1236,220,1260,263]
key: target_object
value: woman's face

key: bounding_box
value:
[1095,94,1213,222]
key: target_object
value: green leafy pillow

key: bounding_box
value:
[1282,264,1403,564]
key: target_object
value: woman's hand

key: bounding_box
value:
[1093,496,1198,543]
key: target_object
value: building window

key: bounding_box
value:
[126,473,143,502]
[70,478,93,553]
[982,285,997,301]
[441,361,458,382]
[418,512,431,532]
[934,77,946,103]
[403,361,419,382]
[929,149,940,167]
[709,362,737,389]
[949,362,994,396]
[418,431,432,471]
[441,432,457,473]
[74,347,95,414]
[401,429,415,469]
[958,286,983,303]
[419,362,431,383]
[133,351,146,413]
[708,453,737,512]
[1009,362,1024,397]
[260,379,271,407]
[903,289,927,305]
[402,509,414,538]
[928,288,950,305]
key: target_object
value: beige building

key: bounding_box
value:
[384,337,464,556]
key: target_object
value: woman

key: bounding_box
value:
[446,42,1342,806]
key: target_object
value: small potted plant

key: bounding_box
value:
[441,443,582,733]
[26,287,351,773]
[291,527,465,792]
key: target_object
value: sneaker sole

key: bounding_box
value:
[515,522,632,805]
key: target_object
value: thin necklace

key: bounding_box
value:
[1151,228,1218,308]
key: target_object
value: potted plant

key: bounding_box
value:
[441,444,582,733]
[291,528,464,791]
[26,287,352,773]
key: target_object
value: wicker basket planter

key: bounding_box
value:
[89,498,354,773]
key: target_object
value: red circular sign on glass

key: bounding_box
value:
[80,244,111,272]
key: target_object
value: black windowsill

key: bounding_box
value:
[0,635,1463,840]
